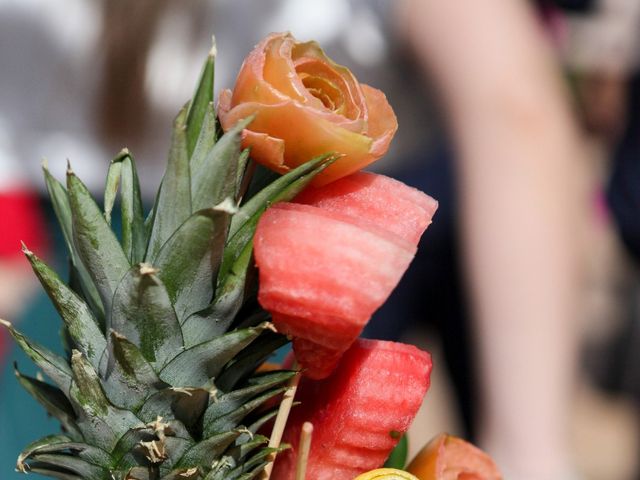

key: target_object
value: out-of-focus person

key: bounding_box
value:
[399,1,586,478]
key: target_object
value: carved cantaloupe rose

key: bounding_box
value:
[407,434,503,480]
[218,32,397,186]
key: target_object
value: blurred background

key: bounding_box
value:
[1,0,639,479]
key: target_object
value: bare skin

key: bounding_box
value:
[400,1,586,477]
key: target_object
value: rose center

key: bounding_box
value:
[300,74,344,113]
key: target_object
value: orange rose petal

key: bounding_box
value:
[231,34,290,106]
[222,100,374,186]
[294,57,363,124]
[263,34,311,104]
[242,130,287,173]
[220,89,287,171]
[361,84,398,158]
[292,40,366,114]
[217,88,234,130]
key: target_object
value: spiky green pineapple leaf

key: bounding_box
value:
[17,435,73,469]
[69,351,142,451]
[67,168,130,313]
[186,43,216,158]
[229,435,269,463]
[203,371,294,430]
[228,153,334,238]
[159,439,197,476]
[24,453,109,479]
[104,153,123,226]
[205,464,232,480]
[43,165,104,320]
[20,438,113,472]
[24,466,83,480]
[158,326,265,387]
[17,43,307,480]
[174,431,241,470]
[191,116,253,212]
[146,106,192,261]
[110,264,183,370]
[1,319,72,391]
[240,165,280,206]
[161,467,203,480]
[115,434,193,475]
[224,447,285,480]
[153,206,232,323]
[215,332,289,392]
[24,247,105,371]
[101,331,167,411]
[136,388,208,431]
[104,149,146,264]
[14,369,81,440]
[17,437,112,479]
[181,240,254,347]
[203,387,287,437]
[110,422,192,471]
[239,407,282,444]
[235,149,251,202]
[218,154,335,285]
[190,103,217,175]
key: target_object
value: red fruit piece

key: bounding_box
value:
[291,338,345,379]
[272,339,433,480]
[295,171,438,245]
[254,202,415,377]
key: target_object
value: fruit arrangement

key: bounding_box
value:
[2,32,501,479]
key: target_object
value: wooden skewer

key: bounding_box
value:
[261,361,301,480]
[295,422,313,480]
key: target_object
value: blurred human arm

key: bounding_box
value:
[399,0,585,477]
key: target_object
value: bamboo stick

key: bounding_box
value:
[261,361,301,480]
[295,422,314,480]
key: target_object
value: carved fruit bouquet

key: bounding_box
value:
[3,33,502,480]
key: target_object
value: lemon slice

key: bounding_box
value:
[353,468,420,480]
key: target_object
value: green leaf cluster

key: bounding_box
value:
[4,43,333,480]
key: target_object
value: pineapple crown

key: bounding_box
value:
[3,43,333,480]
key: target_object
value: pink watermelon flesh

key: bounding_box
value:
[295,171,438,245]
[271,338,433,480]
[254,202,416,376]
[292,338,344,379]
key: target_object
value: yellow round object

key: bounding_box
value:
[353,468,420,480]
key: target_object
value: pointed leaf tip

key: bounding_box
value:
[0,318,11,329]
[139,263,160,276]
[214,197,238,215]
[209,36,217,58]
[21,242,32,255]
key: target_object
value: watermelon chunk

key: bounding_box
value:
[254,202,416,377]
[295,171,438,245]
[255,173,437,379]
[272,339,433,480]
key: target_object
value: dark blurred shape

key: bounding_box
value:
[97,0,168,147]
[607,74,640,264]
[553,0,596,13]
